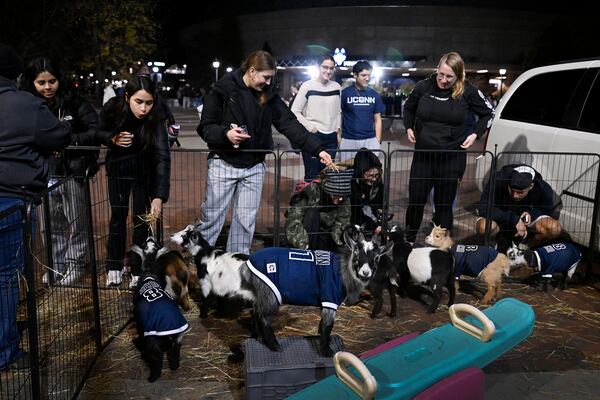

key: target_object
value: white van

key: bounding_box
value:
[480,59,600,248]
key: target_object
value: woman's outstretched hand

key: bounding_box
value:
[319,151,333,165]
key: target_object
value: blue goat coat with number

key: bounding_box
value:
[247,248,345,310]
[534,243,581,275]
[451,245,499,278]
[134,277,189,336]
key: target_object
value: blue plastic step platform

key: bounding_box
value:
[244,335,345,400]
[288,298,535,400]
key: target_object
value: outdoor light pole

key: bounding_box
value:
[212,60,220,83]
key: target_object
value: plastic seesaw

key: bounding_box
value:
[288,297,535,400]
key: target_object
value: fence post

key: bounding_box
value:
[23,202,42,399]
[273,149,281,247]
[585,158,600,282]
[382,145,392,236]
[41,194,55,285]
[84,175,103,352]
[483,152,497,246]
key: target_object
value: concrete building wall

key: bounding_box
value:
[182,6,556,72]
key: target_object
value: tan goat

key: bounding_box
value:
[425,224,510,304]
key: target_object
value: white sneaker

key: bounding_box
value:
[106,269,124,286]
[129,275,140,289]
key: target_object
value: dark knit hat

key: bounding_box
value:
[0,44,23,80]
[509,165,535,190]
[324,169,353,197]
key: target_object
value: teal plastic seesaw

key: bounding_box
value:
[288,297,535,400]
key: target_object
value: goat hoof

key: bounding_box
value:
[426,307,437,314]
[320,346,333,357]
[147,373,160,383]
[267,342,282,352]
[388,312,396,319]
[369,312,380,319]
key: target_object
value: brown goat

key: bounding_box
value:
[158,250,196,311]
[425,225,510,304]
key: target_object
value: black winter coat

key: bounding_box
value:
[98,98,171,202]
[198,68,324,168]
[48,94,100,178]
[478,164,562,229]
[0,77,71,199]
[403,74,494,150]
[350,150,384,230]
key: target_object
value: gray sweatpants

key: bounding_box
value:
[199,158,265,254]
[41,177,89,273]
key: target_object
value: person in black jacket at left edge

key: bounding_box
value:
[0,44,71,371]
[21,57,100,286]
[198,50,332,254]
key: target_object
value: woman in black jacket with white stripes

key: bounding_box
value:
[403,51,494,243]
[98,75,171,287]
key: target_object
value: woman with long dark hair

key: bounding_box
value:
[21,56,99,285]
[98,75,170,287]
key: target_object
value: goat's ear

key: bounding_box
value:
[343,225,358,249]
[372,233,382,246]
[379,241,394,257]
[130,244,145,261]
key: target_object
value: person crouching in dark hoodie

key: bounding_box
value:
[351,149,386,237]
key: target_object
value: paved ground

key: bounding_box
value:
[77,108,600,400]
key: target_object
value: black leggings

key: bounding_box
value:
[405,151,466,242]
[106,174,151,273]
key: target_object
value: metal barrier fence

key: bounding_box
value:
[495,152,600,253]
[1,147,598,399]
[386,149,496,244]
[163,150,277,252]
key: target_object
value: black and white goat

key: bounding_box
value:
[507,241,581,292]
[170,224,249,318]
[130,237,189,382]
[386,225,455,313]
[171,224,392,355]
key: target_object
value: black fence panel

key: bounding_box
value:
[0,202,35,399]
[162,149,277,253]
[1,175,102,400]
[386,149,495,244]
[495,152,600,251]
[2,147,599,400]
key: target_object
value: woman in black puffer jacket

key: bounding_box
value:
[403,52,494,243]
[97,75,170,288]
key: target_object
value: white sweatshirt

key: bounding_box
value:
[291,78,341,134]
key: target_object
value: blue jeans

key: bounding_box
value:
[0,198,25,369]
[301,132,338,181]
